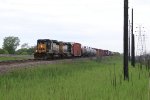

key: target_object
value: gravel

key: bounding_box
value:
[0,57,95,74]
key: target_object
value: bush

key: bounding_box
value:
[15,47,35,55]
[21,52,28,55]
[0,49,9,54]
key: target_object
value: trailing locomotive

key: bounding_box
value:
[34,39,115,60]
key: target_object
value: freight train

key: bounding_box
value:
[34,39,116,60]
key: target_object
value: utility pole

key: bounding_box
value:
[131,33,135,67]
[124,0,129,80]
[131,8,135,67]
[128,20,131,61]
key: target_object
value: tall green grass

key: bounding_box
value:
[0,56,149,100]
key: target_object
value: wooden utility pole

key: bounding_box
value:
[124,0,129,80]
[128,20,131,60]
[131,8,135,67]
[131,33,135,67]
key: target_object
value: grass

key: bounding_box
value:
[0,55,32,61]
[0,56,149,100]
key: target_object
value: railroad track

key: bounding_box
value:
[0,57,96,73]
[0,58,62,73]
[0,57,96,66]
[0,59,39,66]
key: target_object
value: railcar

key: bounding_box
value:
[96,49,106,57]
[81,46,88,57]
[81,46,96,57]
[71,43,82,57]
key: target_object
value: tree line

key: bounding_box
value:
[0,36,35,55]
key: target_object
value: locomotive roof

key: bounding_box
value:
[37,39,51,41]
[37,39,58,43]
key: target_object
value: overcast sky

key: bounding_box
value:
[0,0,150,53]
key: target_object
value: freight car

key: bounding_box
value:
[96,49,105,57]
[81,46,96,57]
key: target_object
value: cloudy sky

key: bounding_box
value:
[0,0,150,53]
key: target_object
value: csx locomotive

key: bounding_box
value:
[34,39,114,60]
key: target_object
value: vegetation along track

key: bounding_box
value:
[0,57,96,74]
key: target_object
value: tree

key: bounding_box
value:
[21,43,29,49]
[27,46,36,55]
[15,48,28,55]
[3,36,20,54]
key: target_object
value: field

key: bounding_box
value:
[0,56,149,100]
[0,55,33,61]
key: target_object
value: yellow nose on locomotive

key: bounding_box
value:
[36,43,46,53]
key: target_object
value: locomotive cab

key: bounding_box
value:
[36,39,51,53]
[34,39,52,59]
